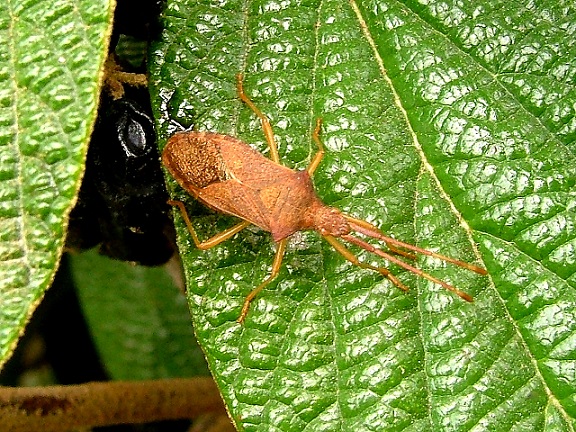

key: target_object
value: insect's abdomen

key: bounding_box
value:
[162,132,226,190]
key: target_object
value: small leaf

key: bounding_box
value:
[70,250,208,380]
[150,0,576,430]
[0,0,114,367]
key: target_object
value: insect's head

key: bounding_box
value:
[313,206,351,237]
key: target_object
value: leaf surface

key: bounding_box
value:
[150,1,576,430]
[70,250,208,380]
[0,0,113,368]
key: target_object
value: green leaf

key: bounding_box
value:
[150,0,576,430]
[70,250,209,380]
[0,1,114,368]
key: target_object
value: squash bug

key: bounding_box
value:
[162,74,487,323]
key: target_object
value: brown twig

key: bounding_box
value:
[0,377,227,431]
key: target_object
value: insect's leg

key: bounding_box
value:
[236,73,280,163]
[237,238,288,323]
[306,118,325,176]
[322,235,409,291]
[168,200,251,249]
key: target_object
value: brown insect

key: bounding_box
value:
[162,74,487,323]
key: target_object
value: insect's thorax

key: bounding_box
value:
[266,170,351,242]
[162,132,226,191]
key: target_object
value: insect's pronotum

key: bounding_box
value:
[162,74,487,323]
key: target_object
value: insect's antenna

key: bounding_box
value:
[340,233,474,302]
[344,215,487,276]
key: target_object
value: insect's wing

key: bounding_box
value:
[195,137,297,229]
[198,180,272,231]
[199,168,321,241]
[217,137,297,187]
[191,136,322,238]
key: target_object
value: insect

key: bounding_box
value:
[162,74,487,323]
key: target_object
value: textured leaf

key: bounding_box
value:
[70,250,209,380]
[0,1,114,367]
[150,0,576,430]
